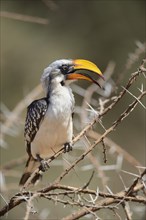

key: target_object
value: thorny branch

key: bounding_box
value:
[0,170,145,217]
[62,170,146,220]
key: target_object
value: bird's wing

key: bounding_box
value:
[24,98,48,155]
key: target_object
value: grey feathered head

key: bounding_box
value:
[41,59,103,94]
[41,59,73,92]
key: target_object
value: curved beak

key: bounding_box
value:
[66,59,104,87]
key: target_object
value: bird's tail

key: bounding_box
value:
[19,156,41,186]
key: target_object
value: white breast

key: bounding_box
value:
[31,86,74,159]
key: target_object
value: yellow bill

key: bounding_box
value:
[66,59,104,87]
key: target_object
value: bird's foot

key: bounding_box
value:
[36,154,50,172]
[64,142,72,153]
[40,159,50,172]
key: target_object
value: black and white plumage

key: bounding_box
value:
[19,59,103,186]
[24,98,48,155]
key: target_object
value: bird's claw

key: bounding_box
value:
[40,159,50,172]
[36,154,50,172]
[64,142,72,153]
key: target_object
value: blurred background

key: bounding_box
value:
[0,0,146,219]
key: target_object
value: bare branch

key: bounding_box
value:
[0,11,49,25]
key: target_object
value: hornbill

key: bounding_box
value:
[19,59,103,186]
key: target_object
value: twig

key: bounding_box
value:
[126,169,146,196]
[0,11,49,25]
[101,138,107,163]
[122,202,132,220]
[24,193,38,220]
[87,130,142,167]
[82,171,95,189]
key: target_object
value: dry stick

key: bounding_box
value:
[42,195,92,209]
[101,138,107,163]
[21,65,145,189]
[122,202,132,220]
[40,193,145,210]
[112,209,122,220]
[82,170,95,189]
[0,11,49,25]
[87,130,142,167]
[39,180,145,197]
[23,193,38,220]
[126,169,146,196]
[40,183,145,203]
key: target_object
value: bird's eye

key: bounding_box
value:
[60,65,69,74]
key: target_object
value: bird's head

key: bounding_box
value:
[41,59,104,94]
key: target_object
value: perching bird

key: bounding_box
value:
[19,59,103,186]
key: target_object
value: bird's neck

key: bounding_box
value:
[46,84,74,114]
[45,83,68,100]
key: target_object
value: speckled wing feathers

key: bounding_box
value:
[24,98,48,155]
